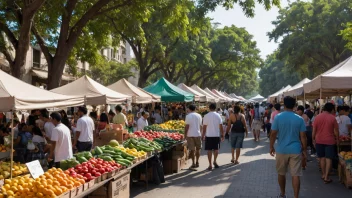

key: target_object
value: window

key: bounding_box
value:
[121,47,126,55]
[124,58,127,63]
[33,48,41,68]
[111,48,116,59]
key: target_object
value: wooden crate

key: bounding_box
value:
[94,129,127,146]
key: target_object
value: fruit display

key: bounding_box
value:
[0,145,9,152]
[65,158,121,182]
[0,161,29,179]
[134,131,184,141]
[339,135,351,142]
[60,158,80,170]
[197,107,209,116]
[0,167,84,197]
[116,146,146,158]
[144,120,185,133]
[340,151,352,160]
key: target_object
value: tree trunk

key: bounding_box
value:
[46,48,71,89]
[138,73,148,88]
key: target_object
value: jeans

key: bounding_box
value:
[265,123,271,137]
[77,141,93,152]
[306,130,315,153]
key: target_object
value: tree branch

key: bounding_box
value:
[24,0,46,16]
[0,21,18,48]
[96,0,133,15]
[31,24,53,64]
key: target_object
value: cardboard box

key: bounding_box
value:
[109,172,130,198]
[163,160,173,175]
[101,172,108,181]
[90,186,107,196]
[94,129,127,146]
[83,182,89,191]
[173,144,185,151]
[139,167,153,181]
[172,158,182,173]
[88,179,96,188]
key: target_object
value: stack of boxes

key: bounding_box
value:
[162,144,188,175]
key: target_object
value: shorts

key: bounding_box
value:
[276,153,302,176]
[187,137,202,150]
[230,133,245,149]
[315,144,337,159]
[205,137,220,150]
[251,120,262,131]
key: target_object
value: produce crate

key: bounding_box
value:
[163,160,173,175]
[95,175,102,183]
[101,172,108,181]
[70,184,84,197]
[338,161,352,188]
[88,178,96,188]
[109,171,130,198]
[57,190,70,198]
[83,182,89,191]
[94,129,127,146]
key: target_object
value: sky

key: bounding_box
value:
[207,0,290,60]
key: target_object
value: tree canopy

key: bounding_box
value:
[259,52,300,97]
[268,0,352,79]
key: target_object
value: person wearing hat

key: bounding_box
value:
[49,112,73,168]
[73,106,95,152]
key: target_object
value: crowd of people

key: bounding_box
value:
[182,97,351,198]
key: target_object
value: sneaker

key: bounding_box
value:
[195,162,199,168]
[277,194,286,198]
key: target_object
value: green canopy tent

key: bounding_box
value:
[144,78,194,102]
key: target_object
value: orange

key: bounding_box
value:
[36,192,44,197]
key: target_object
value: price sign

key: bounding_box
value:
[26,160,44,179]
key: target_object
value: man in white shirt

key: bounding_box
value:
[202,103,224,170]
[336,106,352,136]
[185,104,202,169]
[40,109,55,143]
[137,112,149,131]
[152,108,163,124]
[74,106,95,152]
[49,112,73,168]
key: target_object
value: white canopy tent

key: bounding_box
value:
[267,85,292,103]
[212,89,234,102]
[177,83,206,102]
[51,75,131,105]
[222,91,239,102]
[304,56,352,98]
[249,94,265,102]
[204,88,226,102]
[108,78,160,104]
[0,70,84,111]
[229,93,243,101]
[284,78,311,98]
[191,85,218,103]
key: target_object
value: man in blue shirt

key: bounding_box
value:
[270,96,307,198]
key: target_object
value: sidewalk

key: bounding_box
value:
[131,132,352,198]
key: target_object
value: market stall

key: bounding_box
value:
[204,88,226,103]
[191,85,218,103]
[51,75,131,105]
[267,85,292,103]
[221,91,239,102]
[177,83,206,102]
[108,78,161,104]
[212,89,235,102]
[0,70,85,179]
[144,78,194,102]
[303,56,352,99]
[249,94,265,102]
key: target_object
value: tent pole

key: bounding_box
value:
[320,88,322,113]
[10,111,14,179]
[304,92,306,106]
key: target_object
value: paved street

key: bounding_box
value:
[131,131,352,198]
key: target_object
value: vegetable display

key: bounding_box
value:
[65,158,121,182]
[134,131,184,141]
[144,120,185,133]
[123,138,162,152]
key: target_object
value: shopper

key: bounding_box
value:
[137,112,149,131]
[271,103,281,124]
[313,102,339,184]
[202,103,224,171]
[73,106,94,152]
[185,104,202,169]
[336,106,351,136]
[39,109,55,143]
[49,112,73,168]
[270,96,307,198]
[226,105,248,165]
[153,108,163,124]
[113,105,128,127]
[251,103,262,141]
[265,104,273,138]
[296,105,312,166]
